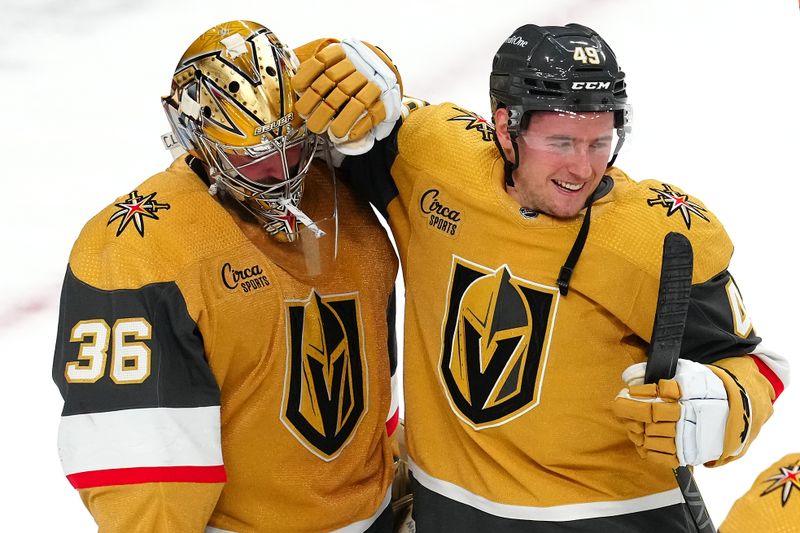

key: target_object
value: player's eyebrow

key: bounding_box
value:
[544,134,613,141]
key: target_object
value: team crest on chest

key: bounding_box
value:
[439,257,559,429]
[761,460,800,506]
[647,184,709,229]
[282,290,367,461]
[448,106,495,142]
[107,190,170,237]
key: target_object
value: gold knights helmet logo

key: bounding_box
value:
[282,290,367,461]
[440,257,559,429]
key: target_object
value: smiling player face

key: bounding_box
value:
[498,110,614,218]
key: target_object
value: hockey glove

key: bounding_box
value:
[612,360,729,468]
[293,39,402,155]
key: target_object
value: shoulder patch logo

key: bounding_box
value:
[439,257,559,429]
[448,106,495,142]
[761,460,800,506]
[282,290,368,461]
[647,184,709,229]
[107,190,170,237]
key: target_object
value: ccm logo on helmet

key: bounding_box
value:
[571,81,611,90]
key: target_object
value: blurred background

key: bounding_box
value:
[1,0,798,529]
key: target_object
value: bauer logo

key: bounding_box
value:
[221,262,270,294]
[282,290,367,461]
[419,188,462,238]
[505,35,528,47]
[254,112,294,136]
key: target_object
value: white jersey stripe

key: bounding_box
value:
[408,458,685,521]
[387,373,400,422]
[330,485,391,533]
[751,346,790,386]
[58,406,222,475]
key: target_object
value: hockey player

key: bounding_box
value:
[52,21,400,532]
[292,23,789,531]
[720,453,800,532]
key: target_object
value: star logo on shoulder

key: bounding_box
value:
[647,184,709,229]
[448,106,495,142]
[761,462,800,506]
[107,190,171,237]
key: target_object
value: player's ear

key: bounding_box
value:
[493,107,514,159]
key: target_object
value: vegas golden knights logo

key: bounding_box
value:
[282,290,368,461]
[440,257,559,429]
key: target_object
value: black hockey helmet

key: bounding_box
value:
[490,23,629,137]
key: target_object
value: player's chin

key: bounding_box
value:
[549,197,589,219]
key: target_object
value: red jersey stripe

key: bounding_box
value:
[750,355,785,402]
[67,464,227,489]
[386,408,400,437]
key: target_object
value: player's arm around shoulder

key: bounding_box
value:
[54,171,226,531]
[292,37,404,155]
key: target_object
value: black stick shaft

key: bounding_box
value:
[645,232,716,533]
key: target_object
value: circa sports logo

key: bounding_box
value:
[439,257,560,430]
[221,262,270,293]
[419,188,462,238]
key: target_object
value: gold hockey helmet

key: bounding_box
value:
[162,21,317,240]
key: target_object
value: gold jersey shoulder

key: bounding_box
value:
[593,168,733,284]
[398,102,499,179]
[69,157,245,290]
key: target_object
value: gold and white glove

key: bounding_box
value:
[612,360,730,468]
[293,39,402,155]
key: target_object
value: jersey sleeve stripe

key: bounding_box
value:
[386,407,399,437]
[385,372,400,436]
[750,354,786,401]
[58,406,223,477]
[67,464,227,489]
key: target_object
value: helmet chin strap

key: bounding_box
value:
[494,133,520,188]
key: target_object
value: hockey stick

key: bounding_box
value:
[644,232,716,533]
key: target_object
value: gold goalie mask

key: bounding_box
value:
[162,21,333,244]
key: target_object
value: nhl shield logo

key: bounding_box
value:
[439,257,559,429]
[282,290,368,461]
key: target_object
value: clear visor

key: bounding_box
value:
[269,214,338,279]
[517,109,630,165]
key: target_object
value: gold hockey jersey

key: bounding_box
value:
[721,453,800,533]
[53,156,399,532]
[342,102,788,530]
